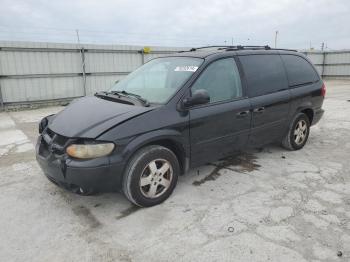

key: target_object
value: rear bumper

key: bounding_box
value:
[312,108,324,126]
[36,136,125,193]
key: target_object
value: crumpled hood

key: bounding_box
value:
[49,96,153,138]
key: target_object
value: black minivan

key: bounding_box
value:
[36,45,325,207]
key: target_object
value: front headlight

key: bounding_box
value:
[66,143,115,159]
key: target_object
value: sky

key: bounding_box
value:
[0,0,349,50]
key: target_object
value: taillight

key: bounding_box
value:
[321,83,326,97]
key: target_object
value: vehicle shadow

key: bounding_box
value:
[49,144,287,224]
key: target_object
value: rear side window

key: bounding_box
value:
[239,54,288,97]
[281,55,319,87]
[191,58,242,103]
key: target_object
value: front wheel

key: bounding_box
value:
[122,145,179,207]
[282,113,310,150]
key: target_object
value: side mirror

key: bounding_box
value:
[183,89,210,107]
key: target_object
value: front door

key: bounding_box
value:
[188,57,251,167]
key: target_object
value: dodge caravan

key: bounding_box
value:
[36,45,325,207]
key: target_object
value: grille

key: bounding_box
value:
[39,128,70,157]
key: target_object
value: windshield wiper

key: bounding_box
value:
[110,90,150,107]
[94,91,134,105]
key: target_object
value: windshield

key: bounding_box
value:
[110,57,203,104]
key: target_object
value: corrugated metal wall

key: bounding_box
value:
[0,41,183,108]
[1,41,349,109]
[303,51,350,78]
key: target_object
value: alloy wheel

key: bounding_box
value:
[294,119,308,145]
[139,159,173,199]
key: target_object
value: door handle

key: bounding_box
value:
[236,110,250,118]
[253,107,265,114]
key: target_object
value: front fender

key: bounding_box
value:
[121,129,189,167]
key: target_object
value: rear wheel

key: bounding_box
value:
[282,113,310,150]
[122,145,179,207]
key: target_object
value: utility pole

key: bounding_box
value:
[75,29,81,46]
[231,37,234,45]
[76,29,86,96]
[321,42,325,51]
[274,31,278,48]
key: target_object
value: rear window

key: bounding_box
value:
[239,54,288,97]
[281,55,319,87]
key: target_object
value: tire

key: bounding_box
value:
[282,113,310,150]
[122,145,180,207]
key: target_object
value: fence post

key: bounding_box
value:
[140,49,145,64]
[0,45,3,110]
[0,82,4,111]
[321,52,326,78]
[79,47,87,96]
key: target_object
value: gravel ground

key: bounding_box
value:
[0,80,350,262]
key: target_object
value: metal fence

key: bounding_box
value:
[303,50,350,79]
[0,41,183,109]
[1,41,350,110]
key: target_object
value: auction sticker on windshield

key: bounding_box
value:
[174,66,198,72]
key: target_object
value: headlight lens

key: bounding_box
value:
[66,143,115,159]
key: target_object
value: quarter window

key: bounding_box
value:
[239,54,288,97]
[281,55,319,87]
[191,58,242,103]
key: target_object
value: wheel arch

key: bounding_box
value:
[293,100,314,125]
[300,108,314,124]
[122,130,189,175]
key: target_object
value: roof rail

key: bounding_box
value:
[188,45,235,52]
[184,45,297,53]
[270,48,298,52]
[223,45,297,52]
[222,45,271,51]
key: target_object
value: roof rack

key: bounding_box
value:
[188,45,234,52]
[222,45,271,51]
[185,45,297,52]
[225,45,297,52]
[270,48,298,52]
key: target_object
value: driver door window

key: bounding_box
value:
[191,58,242,103]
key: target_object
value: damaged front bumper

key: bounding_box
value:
[35,130,124,194]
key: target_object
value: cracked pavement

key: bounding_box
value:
[0,80,350,261]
